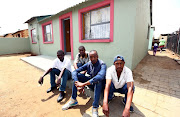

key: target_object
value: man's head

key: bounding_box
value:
[78,46,86,57]
[89,50,98,65]
[57,50,65,62]
[114,55,125,73]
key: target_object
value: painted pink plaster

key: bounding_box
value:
[59,12,74,60]
[31,28,37,44]
[78,0,114,43]
[42,20,54,44]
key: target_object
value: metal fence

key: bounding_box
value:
[167,29,180,54]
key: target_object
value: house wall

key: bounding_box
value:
[0,38,31,55]
[132,0,151,69]
[27,0,150,69]
[148,27,155,50]
[72,0,136,68]
[38,15,62,56]
[28,19,41,55]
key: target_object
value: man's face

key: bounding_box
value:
[57,52,64,61]
[114,60,125,73]
[89,51,98,65]
[79,48,85,57]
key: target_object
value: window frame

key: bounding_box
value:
[42,20,54,44]
[78,0,114,43]
[31,28,37,44]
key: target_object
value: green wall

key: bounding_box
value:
[0,38,31,55]
[148,28,154,50]
[27,0,151,70]
[132,0,151,69]
[28,19,40,55]
[72,0,136,69]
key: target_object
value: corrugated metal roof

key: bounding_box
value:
[38,0,91,23]
[24,15,52,23]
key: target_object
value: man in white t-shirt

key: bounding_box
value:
[102,55,135,117]
[38,50,72,102]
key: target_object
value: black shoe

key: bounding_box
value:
[57,91,65,102]
[46,87,56,93]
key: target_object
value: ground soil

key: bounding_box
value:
[0,50,179,117]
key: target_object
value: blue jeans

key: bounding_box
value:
[50,68,71,91]
[71,73,103,108]
[77,63,83,68]
[108,83,135,102]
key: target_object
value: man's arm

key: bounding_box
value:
[38,68,52,84]
[73,62,78,70]
[56,67,66,85]
[88,63,106,85]
[102,79,112,117]
[72,63,88,81]
[122,82,134,117]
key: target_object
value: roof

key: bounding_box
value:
[24,15,52,23]
[38,0,89,23]
[12,29,28,35]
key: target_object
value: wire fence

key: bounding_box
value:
[167,29,180,54]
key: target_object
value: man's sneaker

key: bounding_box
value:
[92,108,99,117]
[122,98,134,112]
[62,98,78,110]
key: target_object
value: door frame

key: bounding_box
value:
[59,12,74,60]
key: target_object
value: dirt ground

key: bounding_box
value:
[0,49,180,117]
[0,54,95,117]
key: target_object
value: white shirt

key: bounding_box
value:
[106,65,134,89]
[52,56,72,72]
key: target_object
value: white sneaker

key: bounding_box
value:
[92,108,99,117]
[62,98,78,110]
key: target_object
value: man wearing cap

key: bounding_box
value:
[102,55,135,117]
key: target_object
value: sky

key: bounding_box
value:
[0,0,180,38]
[0,0,85,35]
[153,0,180,38]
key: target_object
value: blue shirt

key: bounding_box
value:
[72,59,107,85]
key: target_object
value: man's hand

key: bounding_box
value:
[122,108,130,117]
[75,81,84,87]
[102,102,109,117]
[38,76,44,85]
[56,79,61,86]
[77,86,85,94]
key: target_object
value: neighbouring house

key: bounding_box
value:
[159,34,169,48]
[25,0,152,70]
[3,33,13,38]
[12,29,29,38]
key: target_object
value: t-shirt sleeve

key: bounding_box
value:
[106,67,112,79]
[74,54,79,64]
[52,59,57,68]
[126,69,134,83]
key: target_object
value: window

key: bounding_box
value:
[79,0,114,43]
[83,6,110,39]
[31,29,37,43]
[42,21,54,43]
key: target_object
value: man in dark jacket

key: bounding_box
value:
[62,50,106,117]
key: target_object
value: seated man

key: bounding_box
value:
[62,50,106,117]
[73,46,89,69]
[102,55,135,117]
[38,50,72,102]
